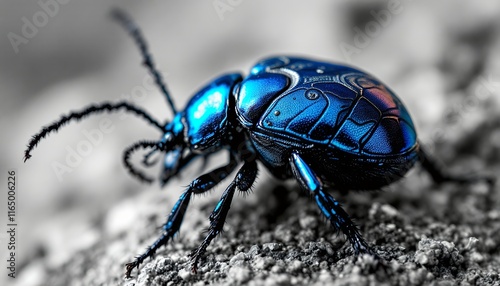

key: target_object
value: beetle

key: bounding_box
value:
[24,9,493,278]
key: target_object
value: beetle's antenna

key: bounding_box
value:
[23,101,163,162]
[111,8,178,115]
[123,140,167,183]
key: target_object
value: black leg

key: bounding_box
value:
[24,101,163,162]
[190,160,258,273]
[160,151,199,187]
[289,152,375,256]
[419,145,495,186]
[124,155,238,278]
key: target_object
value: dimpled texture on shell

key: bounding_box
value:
[236,56,417,157]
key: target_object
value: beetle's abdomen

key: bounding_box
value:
[246,56,417,157]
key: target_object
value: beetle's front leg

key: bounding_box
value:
[289,152,375,256]
[190,160,258,273]
[419,145,495,186]
[160,151,199,187]
[125,154,238,278]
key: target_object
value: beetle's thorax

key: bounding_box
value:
[181,73,243,154]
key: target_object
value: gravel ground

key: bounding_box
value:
[35,120,500,285]
[42,142,500,286]
[2,1,500,286]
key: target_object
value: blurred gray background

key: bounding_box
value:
[1,0,500,285]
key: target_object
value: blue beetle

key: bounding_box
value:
[24,10,493,278]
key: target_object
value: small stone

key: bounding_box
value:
[228,266,251,283]
[441,241,455,251]
[409,268,427,285]
[253,257,275,270]
[415,252,430,265]
[271,265,283,273]
[289,260,303,272]
[299,215,318,229]
[264,273,291,286]
[381,204,399,217]
[317,270,334,285]
[216,254,228,262]
[263,242,282,251]
[178,268,191,280]
[465,237,479,250]
[248,245,261,257]
[397,255,408,263]
[470,252,484,262]
[229,252,246,264]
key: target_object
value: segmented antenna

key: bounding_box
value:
[111,8,178,115]
[24,101,163,162]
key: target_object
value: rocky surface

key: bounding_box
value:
[3,1,500,286]
[36,133,500,285]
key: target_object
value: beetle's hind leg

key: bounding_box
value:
[418,145,495,186]
[190,160,258,273]
[289,152,376,256]
[124,154,238,278]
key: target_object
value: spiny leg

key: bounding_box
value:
[24,101,163,162]
[190,160,258,273]
[289,152,375,256]
[419,144,495,186]
[125,154,238,278]
[111,9,177,115]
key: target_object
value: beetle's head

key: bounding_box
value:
[123,73,243,186]
[157,113,186,186]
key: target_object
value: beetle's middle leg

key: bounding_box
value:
[418,145,495,186]
[190,160,258,273]
[125,154,238,278]
[289,152,376,256]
